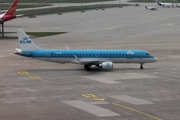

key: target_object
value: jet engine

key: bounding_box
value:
[99,62,113,69]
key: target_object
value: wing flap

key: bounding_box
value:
[70,58,109,65]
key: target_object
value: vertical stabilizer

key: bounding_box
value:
[5,0,18,16]
[17,29,39,51]
[156,0,162,6]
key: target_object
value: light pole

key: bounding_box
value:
[29,0,36,18]
[1,1,3,13]
[81,3,85,12]
[101,0,105,10]
[58,2,62,15]
[31,0,34,15]
[119,0,122,8]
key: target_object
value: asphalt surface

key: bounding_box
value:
[0,3,180,120]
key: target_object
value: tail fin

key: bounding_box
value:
[17,29,39,51]
[5,0,18,16]
[145,6,147,9]
[155,0,162,6]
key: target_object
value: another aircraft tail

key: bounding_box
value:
[155,0,162,6]
[5,0,18,16]
[17,29,39,51]
[145,6,147,9]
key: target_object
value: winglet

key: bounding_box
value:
[66,45,70,50]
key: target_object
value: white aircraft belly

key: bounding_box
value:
[37,57,155,64]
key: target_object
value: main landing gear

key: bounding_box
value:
[84,65,91,71]
[140,63,144,69]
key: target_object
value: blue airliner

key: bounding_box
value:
[15,29,158,71]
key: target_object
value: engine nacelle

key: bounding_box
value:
[99,62,113,69]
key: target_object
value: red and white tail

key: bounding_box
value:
[5,0,18,16]
[1,0,18,22]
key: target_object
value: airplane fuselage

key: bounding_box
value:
[16,29,158,71]
[0,14,17,22]
[16,49,157,64]
[156,0,174,7]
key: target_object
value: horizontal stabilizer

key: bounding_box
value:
[17,14,24,17]
[15,48,22,53]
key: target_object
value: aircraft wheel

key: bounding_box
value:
[140,64,144,69]
[84,65,91,71]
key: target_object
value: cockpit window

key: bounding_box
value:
[146,53,150,56]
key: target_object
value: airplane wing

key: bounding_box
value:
[17,14,24,17]
[145,6,157,10]
[70,56,110,65]
[151,7,157,10]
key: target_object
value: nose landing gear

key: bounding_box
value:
[140,63,144,69]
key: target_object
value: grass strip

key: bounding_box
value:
[128,0,180,2]
[17,4,131,16]
[0,32,67,39]
[26,32,67,37]
[0,4,52,10]
[1,0,116,3]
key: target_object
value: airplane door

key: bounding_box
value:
[126,54,132,63]
[96,53,99,58]
[139,53,143,60]
[45,52,50,59]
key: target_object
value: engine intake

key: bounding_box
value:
[99,62,113,69]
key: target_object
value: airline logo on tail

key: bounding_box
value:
[20,37,31,44]
[5,0,18,15]
[9,7,16,15]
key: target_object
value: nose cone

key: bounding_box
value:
[153,57,158,62]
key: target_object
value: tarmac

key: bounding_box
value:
[0,3,180,120]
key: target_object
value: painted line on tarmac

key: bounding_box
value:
[112,103,162,120]
[110,95,154,105]
[81,94,105,101]
[17,71,29,75]
[62,100,120,117]
[29,76,41,79]
[17,71,41,79]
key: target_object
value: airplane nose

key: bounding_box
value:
[154,57,158,62]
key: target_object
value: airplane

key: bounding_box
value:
[0,0,23,22]
[155,0,174,8]
[176,4,180,7]
[145,6,158,10]
[15,29,158,71]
